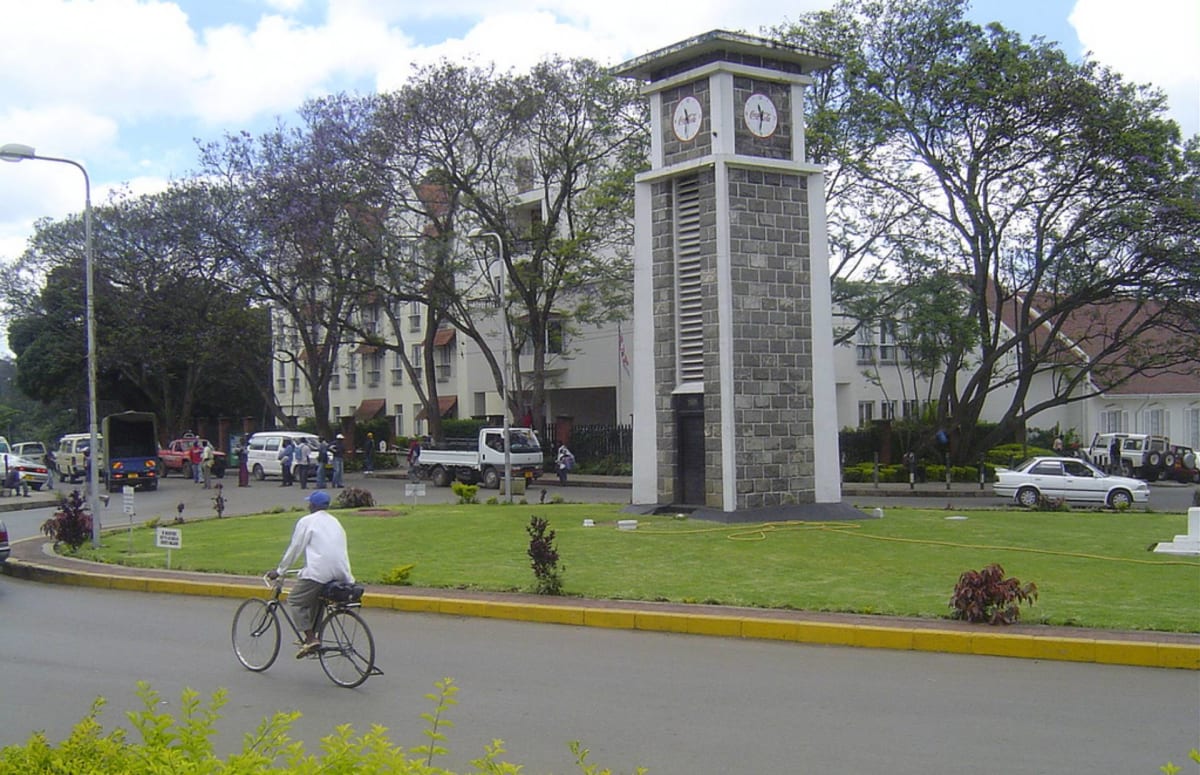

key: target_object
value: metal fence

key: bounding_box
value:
[542,423,632,469]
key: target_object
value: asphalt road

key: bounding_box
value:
[0,577,1195,773]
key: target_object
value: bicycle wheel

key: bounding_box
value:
[232,599,281,671]
[317,608,375,688]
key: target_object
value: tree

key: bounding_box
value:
[1,184,271,436]
[777,0,1200,460]
[364,58,645,437]
[198,95,383,440]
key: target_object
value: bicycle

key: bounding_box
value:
[231,570,383,688]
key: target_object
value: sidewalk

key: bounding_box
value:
[4,521,1196,671]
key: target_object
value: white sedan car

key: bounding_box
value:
[994,456,1150,509]
[1,453,50,491]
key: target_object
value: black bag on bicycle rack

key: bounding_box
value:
[322,580,364,603]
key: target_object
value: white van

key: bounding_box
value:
[244,431,321,481]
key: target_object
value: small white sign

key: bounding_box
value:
[156,527,182,549]
[405,483,426,497]
[122,486,135,514]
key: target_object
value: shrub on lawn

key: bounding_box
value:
[40,490,93,552]
[527,515,564,595]
[949,563,1038,625]
[336,487,375,508]
[381,564,415,585]
[452,481,479,504]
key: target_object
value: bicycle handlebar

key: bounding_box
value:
[261,569,300,588]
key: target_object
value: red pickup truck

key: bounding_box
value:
[159,437,226,479]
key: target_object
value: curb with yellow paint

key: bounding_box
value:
[4,550,1197,671]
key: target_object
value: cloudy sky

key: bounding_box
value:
[1,0,1197,266]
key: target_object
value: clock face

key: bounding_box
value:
[672,96,703,142]
[744,93,779,138]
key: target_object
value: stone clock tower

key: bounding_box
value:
[616,30,847,518]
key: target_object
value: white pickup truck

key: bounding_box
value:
[417,428,544,488]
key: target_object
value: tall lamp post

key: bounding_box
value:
[468,229,512,503]
[1,143,101,546]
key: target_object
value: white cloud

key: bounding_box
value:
[1070,0,1199,135]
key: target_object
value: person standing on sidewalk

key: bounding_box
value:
[200,443,215,489]
[296,438,312,489]
[330,434,345,488]
[315,438,329,489]
[278,439,295,486]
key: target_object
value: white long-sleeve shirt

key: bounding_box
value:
[276,510,354,584]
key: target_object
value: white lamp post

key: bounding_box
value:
[468,228,512,503]
[1,143,102,546]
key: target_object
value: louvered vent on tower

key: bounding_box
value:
[675,175,704,383]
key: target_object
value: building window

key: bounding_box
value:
[902,399,921,419]
[367,353,382,387]
[878,322,897,363]
[436,344,452,382]
[474,391,487,417]
[413,403,424,435]
[1143,407,1167,437]
[332,406,340,420]
[880,400,896,420]
[347,371,357,389]
[330,373,340,390]
[1185,408,1200,449]
[411,344,422,382]
[408,301,421,333]
[858,401,874,427]
[394,405,404,437]
[1099,409,1124,434]
[856,326,875,364]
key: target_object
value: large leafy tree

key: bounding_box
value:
[198,95,383,440]
[359,58,645,437]
[2,183,271,437]
[776,0,1199,459]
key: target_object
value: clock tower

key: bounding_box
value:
[616,30,848,518]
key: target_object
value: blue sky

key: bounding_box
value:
[1,0,1196,268]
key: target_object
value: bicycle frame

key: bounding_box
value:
[232,571,382,687]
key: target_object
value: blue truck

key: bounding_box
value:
[102,411,160,492]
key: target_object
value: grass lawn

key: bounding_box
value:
[80,503,1200,633]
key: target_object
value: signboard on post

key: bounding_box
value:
[122,485,135,514]
[156,527,182,549]
[156,527,182,569]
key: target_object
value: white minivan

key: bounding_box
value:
[244,431,321,482]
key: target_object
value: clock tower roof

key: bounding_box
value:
[613,29,836,83]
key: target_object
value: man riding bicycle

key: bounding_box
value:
[268,490,354,658]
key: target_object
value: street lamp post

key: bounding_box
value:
[1,143,102,546]
[468,229,512,503]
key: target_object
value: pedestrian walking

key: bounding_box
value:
[555,443,574,484]
[44,449,56,490]
[364,433,374,476]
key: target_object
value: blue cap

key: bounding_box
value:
[305,490,331,509]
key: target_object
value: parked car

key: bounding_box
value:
[1084,432,1171,481]
[12,441,47,459]
[0,519,9,562]
[244,431,320,481]
[994,456,1150,509]
[1,452,50,491]
[56,433,103,483]
[159,435,226,479]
